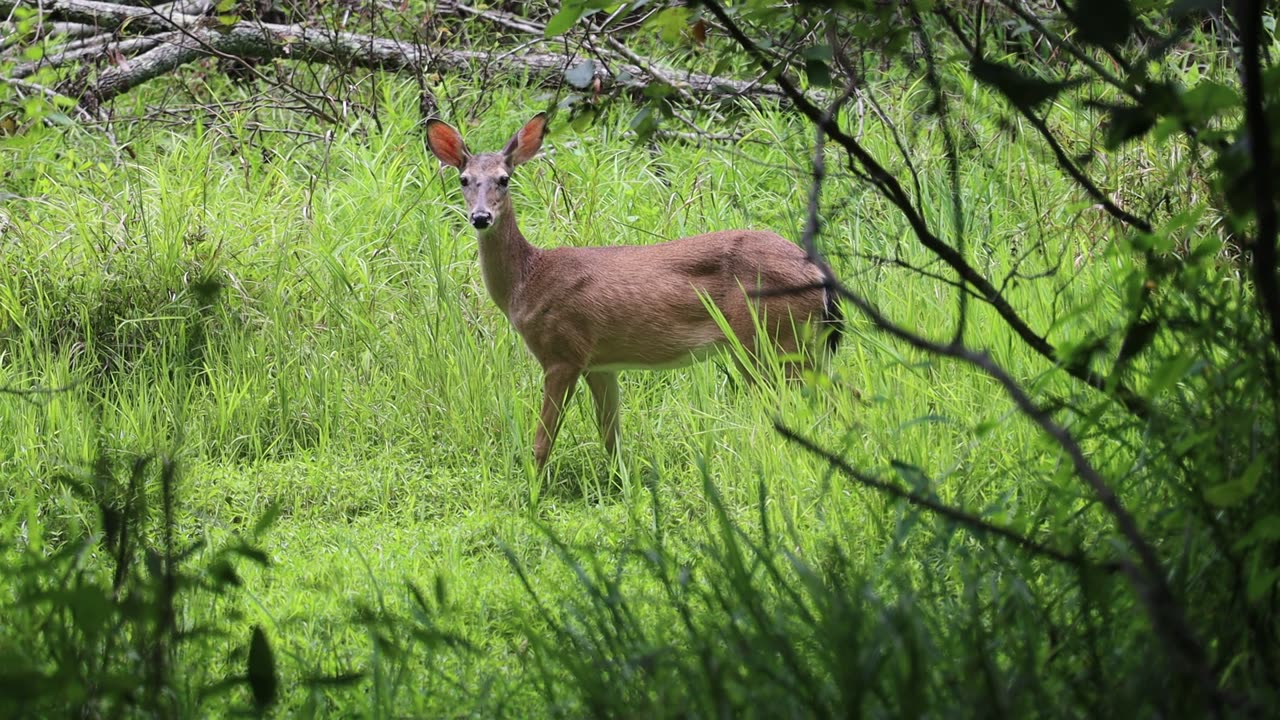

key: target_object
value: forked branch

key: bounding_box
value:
[0,0,799,108]
[773,421,1114,571]
[698,0,1151,419]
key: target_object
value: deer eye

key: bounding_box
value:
[497,175,509,187]
[460,176,470,187]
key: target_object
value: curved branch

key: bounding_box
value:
[1,0,801,106]
[700,0,1151,418]
[823,277,1223,710]
[774,421,1115,571]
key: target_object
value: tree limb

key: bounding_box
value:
[1,0,799,106]
[773,421,1115,571]
[1239,0,1280,353]
[699,0,1152,418]
[11,34,164,78]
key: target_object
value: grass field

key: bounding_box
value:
[0,73,1183,714]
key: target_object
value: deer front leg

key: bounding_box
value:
[585,371,620,461]
[534,365,580,473]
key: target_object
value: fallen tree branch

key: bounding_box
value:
[1,0,208,32]
[2,74,91,118]
[1,0,797,108]
[11,34,164,78]
[1,20,99,52]
[442,1,705,108]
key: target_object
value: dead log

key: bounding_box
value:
[1,0,793,110]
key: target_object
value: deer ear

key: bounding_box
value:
[502,113,548,167]
[425,119,470,169]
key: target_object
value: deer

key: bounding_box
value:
[424,112,842,475]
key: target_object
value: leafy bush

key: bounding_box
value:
[0,449,280,716]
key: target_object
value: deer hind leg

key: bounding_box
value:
[585,371,620,461]
[534,365,581,473]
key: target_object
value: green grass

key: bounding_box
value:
[0,71,1182,715]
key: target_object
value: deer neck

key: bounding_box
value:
[476,207,537,316]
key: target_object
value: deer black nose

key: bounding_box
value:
[471,211,493,229]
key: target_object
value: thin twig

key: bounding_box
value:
[700,0,1151,418]
[934,7,1153,234]
[829,277,1222,712]
[773,422,1114,570]
[0,379,84,405]
[913,9,968,344]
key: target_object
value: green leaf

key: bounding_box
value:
[434,574,448,608]
[564,60,596,89]
[890,460,930,493]
[208,558,241,588]
[648,6,691,44]
[642,82,674,100]
[1151,114,1183,142]
[1189,235,1223,262]
[1246,563,1280,603]
[805,58,832,87]
[1068,0,1133,49]
[570,110,595,131]
[1234,515,1280,552]
[802,44,833,61]
[1180,80,1240,125]
[1102,103,1156,149]
[252,500,281,537]
[248,626,278,710]
[1203,456,1265,508]
[407,580,431,617]
[970,58,1077,110]
[1145,352,1194,397]
[973,419,1000,437]
[1203,482,1248,508]
[230,544,270,567]
[545,4,585,37]
[199,675,244,702]
[629,106,659,138]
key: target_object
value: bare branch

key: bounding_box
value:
[1239,0,1280,353]
[699,0,1152,418]
[934,8,1154,235]
[773,421,1115,571]
[1,75,96,121]
[827,276,1221,710]
[12,34,164,78]
[0,379,84,406]
[1,0,801,107]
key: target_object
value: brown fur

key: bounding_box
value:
[425,113,837,473]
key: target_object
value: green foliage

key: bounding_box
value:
[514,474,1154,718]
[544,0,619,38]
[3,0,1280,715]
[969,58,1080,110]
[0,450,278,716]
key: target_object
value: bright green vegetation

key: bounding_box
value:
[0,74,1193,715]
